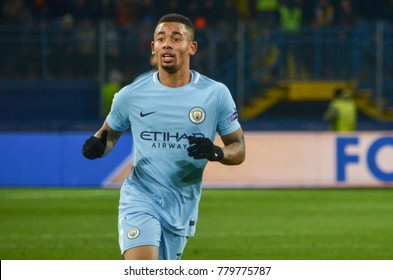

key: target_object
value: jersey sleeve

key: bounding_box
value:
[106,87,131,132]
[216,84,241,136]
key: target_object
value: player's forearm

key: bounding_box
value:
[94,126,121,157]
[102,139,115,157]
[220,141,245,165]
[219,128,246,165]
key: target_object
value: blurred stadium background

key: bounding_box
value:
[1,0,393,260]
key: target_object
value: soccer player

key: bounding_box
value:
[82,13,246,260]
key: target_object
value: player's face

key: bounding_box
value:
[152,22,197,74]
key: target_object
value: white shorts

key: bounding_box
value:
[118,212,188,260]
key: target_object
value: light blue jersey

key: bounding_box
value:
[107,70,240,237]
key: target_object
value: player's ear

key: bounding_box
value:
[189,41,197,56]
[151,41,155,55]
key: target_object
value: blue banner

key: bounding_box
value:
[0,133,133,187]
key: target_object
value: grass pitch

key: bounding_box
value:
[0,188,392,260]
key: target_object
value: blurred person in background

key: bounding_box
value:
[278,0,304,79]
[1,0,33,27]
[278,0,303,33]
[115,0,138,27]
[255,0,279,31]
[313,0,334,28]
[335,0,356,29]
[236,0,253,21]
[82,13,245,260]
[323,88,357,132]
[101,69,124,115]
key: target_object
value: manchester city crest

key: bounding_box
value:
[189,107,206,124]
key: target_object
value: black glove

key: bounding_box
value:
[187,136,224,161]
[82,130,108,159]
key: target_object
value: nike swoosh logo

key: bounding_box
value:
[140,111,157,117]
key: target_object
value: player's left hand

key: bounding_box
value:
[187,136,224,161]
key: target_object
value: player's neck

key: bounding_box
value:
[158,69,192,88]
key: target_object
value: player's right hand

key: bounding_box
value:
[82,130,108,159]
